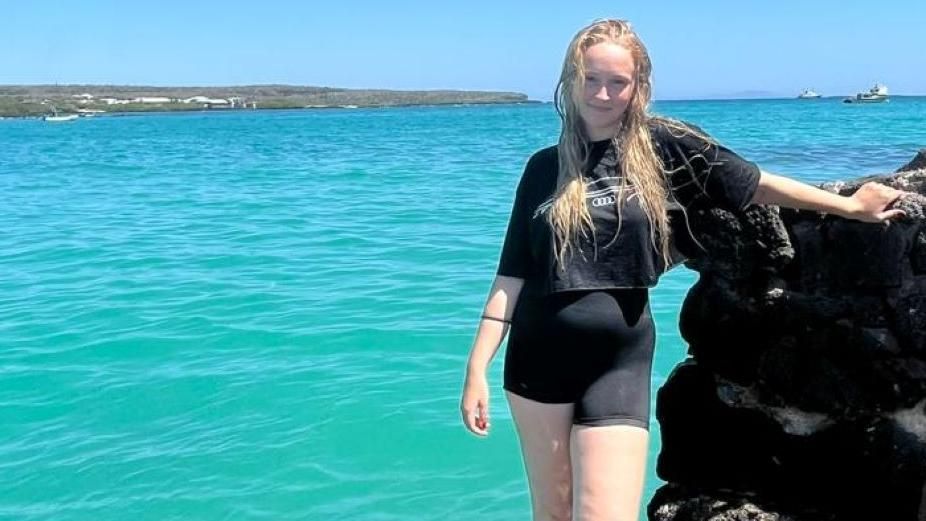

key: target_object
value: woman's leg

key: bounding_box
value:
[571,424,649,521]
[506,391,576,521]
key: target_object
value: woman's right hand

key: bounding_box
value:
[460,370,491,437]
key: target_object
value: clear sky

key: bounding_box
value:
[3,0,923,100]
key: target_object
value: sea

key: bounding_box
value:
[2,97,925,520]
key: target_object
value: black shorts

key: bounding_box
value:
[503,288,655,429]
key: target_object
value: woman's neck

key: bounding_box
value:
[585,126,619,142]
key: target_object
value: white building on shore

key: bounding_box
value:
[88,94,248,108]
[134,97,173,103]
[181,96,230,105]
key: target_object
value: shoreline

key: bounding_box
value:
[0,84,534,118]
[5,95,926,120]
[0,100,545,120]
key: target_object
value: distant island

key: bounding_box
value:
[0,84,535,117]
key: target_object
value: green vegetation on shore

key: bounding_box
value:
[0,84,534,117]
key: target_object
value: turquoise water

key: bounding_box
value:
[2,98,924,520]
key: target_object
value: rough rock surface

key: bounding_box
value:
[649,155,926,521]
[896,150,926,173]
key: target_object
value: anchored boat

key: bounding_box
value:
[43,114,79,122]
[844,83,889,103]
[798,88,822,99]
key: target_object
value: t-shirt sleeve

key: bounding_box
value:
[658,122,761,211]
[496,153,542,279]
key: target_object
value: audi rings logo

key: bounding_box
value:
[591,196,616,207]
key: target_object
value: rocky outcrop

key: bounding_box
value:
[896,150,926,173]
[649,154,926,521]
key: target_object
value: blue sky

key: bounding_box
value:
[3,0,923,100]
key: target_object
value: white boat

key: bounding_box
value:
[844,83,889,104]
[43,106,79,122]
[43,114,79,122]
[798,88,822,99]
[869,83,889,97]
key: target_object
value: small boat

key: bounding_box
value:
[798,88,822,99]
[43,106,79,122]
[843,83,889,104]
[43,114,79,122]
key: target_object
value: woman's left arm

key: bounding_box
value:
[751,170,906,223]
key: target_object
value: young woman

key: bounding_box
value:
[460,19,904,521]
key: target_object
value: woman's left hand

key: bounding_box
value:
[847,182,907,223]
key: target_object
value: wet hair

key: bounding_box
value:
[551,19,674,269]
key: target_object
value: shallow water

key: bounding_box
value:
[2,98,924,519]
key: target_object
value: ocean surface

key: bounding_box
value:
[2,97,925,520]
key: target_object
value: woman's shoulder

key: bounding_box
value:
[647,117,710,147]
[647,117,719,165]
[515,145,558,194]
[526,145,558,167]
[521,145,559,179]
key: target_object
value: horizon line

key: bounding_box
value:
[4,83,924,104]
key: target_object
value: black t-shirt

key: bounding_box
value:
[496,120,761,292]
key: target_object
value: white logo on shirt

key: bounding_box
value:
[534,177,639,218]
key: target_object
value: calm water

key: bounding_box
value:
[2,98,924,520]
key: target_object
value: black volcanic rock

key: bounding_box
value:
[650,152,926,520]
[897,150,926,173]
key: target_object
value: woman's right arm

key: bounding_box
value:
[460,148,547,436]
[460,274,524,437]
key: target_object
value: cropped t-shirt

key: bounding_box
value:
[496,120,761,292]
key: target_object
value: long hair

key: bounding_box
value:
[551,19,673,270]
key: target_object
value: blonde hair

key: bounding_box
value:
[551,19,673,270]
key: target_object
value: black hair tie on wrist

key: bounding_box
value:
[481,314,511,324]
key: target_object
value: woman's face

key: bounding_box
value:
[575,42,636,141]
